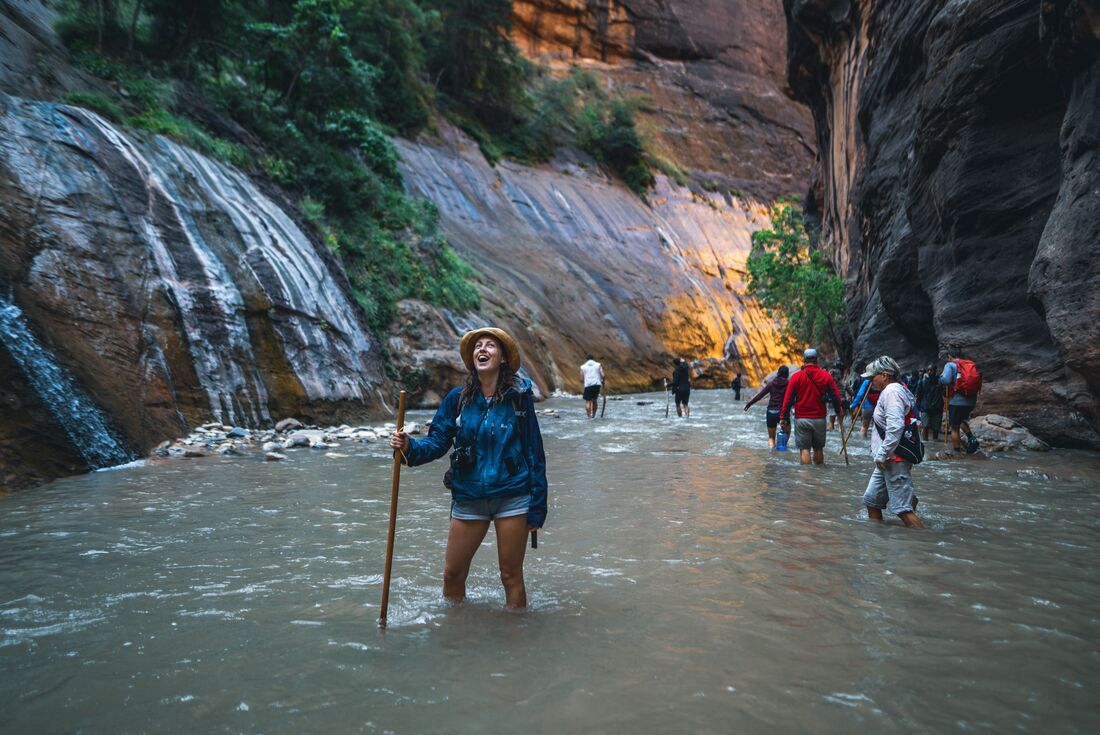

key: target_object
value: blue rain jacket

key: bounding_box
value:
[404,377,548,528]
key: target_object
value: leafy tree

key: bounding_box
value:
[746,201,846,351]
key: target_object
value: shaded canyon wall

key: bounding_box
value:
[785,0,1100,447]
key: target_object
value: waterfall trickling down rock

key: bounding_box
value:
[0,93,384,456]
[0,293,135,469]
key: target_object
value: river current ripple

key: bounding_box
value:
[2,390,1099,733]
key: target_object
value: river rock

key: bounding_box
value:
[226,427,250,439]
[358,431,378,442]
[284,434,311,448]
[261,441,281,452]
[218,446,242,456]
[183,448,206,458]
[264,452,286,462]
[969,415,1051,452]
[405,422,421,435]
[276,418,304,434]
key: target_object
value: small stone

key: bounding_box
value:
[359,431,378,442]
[264,452,286,462]
[219,446,241,456]
[261,441,281,452]
[285,434,311,448]
[183,449,206,458]
[275,418,304,433]
[405,422,421,435]
[227,427,250,439]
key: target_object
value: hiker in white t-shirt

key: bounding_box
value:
[579,355,605,418]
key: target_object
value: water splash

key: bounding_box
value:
[0,293,136,469]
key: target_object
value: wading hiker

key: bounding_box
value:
[850,374,882,438]
[389,328,548,609]
[860,356,924,529]
[580,354,604,419]
[670,357,691,418]
[915,365,944,442]
[731,372,743,401]
[780,349,845,465]
[744,365,789,449]
[939,352,982,454]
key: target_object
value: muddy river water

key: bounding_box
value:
[2,390,1098,733]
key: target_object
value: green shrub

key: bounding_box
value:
[61,91,124,122]
[746,200,846,350]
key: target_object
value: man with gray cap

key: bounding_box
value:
[779,348,845,464]
[861,355,924,529]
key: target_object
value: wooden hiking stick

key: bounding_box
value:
[379,390,407,629]
[600,389,607,418]
[838,409,852,466]
[942,387,950,443]
[663,379,670,418]
[840,402,862,453]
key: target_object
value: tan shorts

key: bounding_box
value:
[795,418,828,450]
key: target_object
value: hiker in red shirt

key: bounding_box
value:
[780,348,845,465]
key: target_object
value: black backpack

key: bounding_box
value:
[875,418,924,465]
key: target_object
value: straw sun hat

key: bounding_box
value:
[459,327,521,372]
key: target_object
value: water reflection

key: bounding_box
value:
[1,390,1099,733]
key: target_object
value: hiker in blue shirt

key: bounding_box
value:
[390,327,547,609]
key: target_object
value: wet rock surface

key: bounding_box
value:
[969,415,1052,453]
[785,0,1100,448]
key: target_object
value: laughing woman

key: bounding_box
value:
[390,327,548,608]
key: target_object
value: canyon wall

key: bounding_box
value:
[0,0,814,488]
[512,0,815,199]
[0,94,386,488]
[394,124,792,400]
[786,0,1100,447]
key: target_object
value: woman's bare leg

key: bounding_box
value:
[442,518,489,603]
[494,515,529,609]
[767,425,777,449]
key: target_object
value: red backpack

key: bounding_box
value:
[954,359,983,397]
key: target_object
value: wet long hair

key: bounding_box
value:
[459,342,520,410]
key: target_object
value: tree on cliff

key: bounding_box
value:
[746,201,845,352]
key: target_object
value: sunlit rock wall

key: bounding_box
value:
[396,125,794,395]
[785,0,1100,447]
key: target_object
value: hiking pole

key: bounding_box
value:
[942,388,950,444]
[379,390,407,629]
[600,386,607,418]
[663,379,670,418]
[838,410,851,466]
[840,403,862,454]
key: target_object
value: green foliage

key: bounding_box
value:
[576,97,654,195]
[61,91,124,122]
[746,201,846,350]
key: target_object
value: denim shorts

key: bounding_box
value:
[451,494,529,521]
[862,461,917,517]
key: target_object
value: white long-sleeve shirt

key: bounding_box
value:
[871,382,915,463]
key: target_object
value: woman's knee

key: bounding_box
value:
[499,564,524,588]
[443,565,469,586]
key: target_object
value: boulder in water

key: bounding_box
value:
[183,448,206,458]
[227,427,250,439]
[276,418,304,434]
[405,422,421,435]
[264,452,286,462]
[285,434,311,448]
[261,441,281,452]
[969,415,1051,452]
